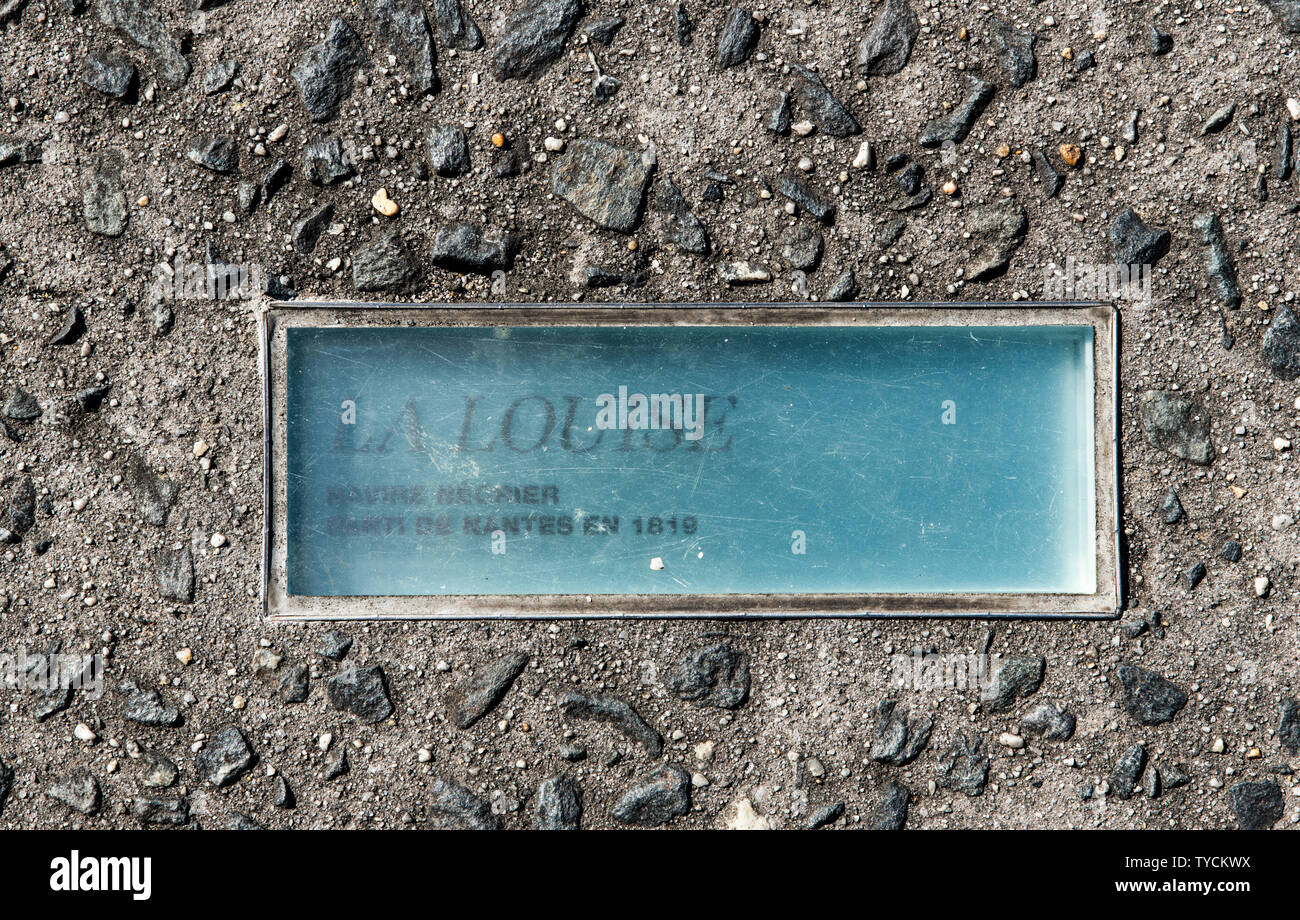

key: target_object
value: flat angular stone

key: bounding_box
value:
[667,642,750,709]
[583,264,644,288]
[766,91,792,134]
[993,20,1036,87]
[980,655,1044,712]
[557,690,663,756]
[1137,390,1213,464]
[261,159,292,203]
[431,0,482,49]
[446,650,529,729]
[4,475,35,536]
[937,733,989,796]
[858,0,918,75]
[1110,208,1170,266]
[1229,780,1283,829]
[323,747,349,780]
[612,765,690,826]
[825,267,859,302]
[806,801,845,829]
[491,0,583,81]
[427,125,471,177]
[583,16,624,44]
[48,306,86,346]
[123,453,178,525]
[1117,663,1187,725]
[83,155,128,237]
[1109,742,1146,800]
[1161,487,1184,524]
[76,385,111,413]
[1274,121,1292,179]
[98,0,190,87]
[327,665,394,722]
[869,699,933,765]
[352,232,423,293]
[48,771,101,815]
[1201,102,1236,136]
[1142,764,1162,799]
[431,223,519,274]
[292,203,334,254]
[317,631,352,661]
[1021,702,1076,741]
[717,7,760,69]
[292,19,366,122]
[278,663,310,703]
[534,775,582,829]
[157,546,194,602]
[552,139,654,233]
[202,59,240,94]
[3,390,39,423]
[186,135,238,173]
[195,727,254,786]
[132,796,189,826]
[303,135,354,185]
[370,0,437,94]
[652,178,710,254]
[775,172,835,221]
[274,775,295,807]
[790,64,860,137]
[118,679,181,727]
[864,780,910,830]
[1277,697,1300,754]
[1261,302,1300,380]
[81,54,137,98]
[964,199,1027,281]
[1032,149,1063,198]
[428,777,500,829]
[920,78,995,148]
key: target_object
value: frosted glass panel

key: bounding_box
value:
[284,324,1096,596]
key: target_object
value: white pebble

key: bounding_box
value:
[852,141,874,169]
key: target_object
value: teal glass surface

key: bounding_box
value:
[285,324,1096,596]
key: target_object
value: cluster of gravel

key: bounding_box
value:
[1,0,1300,828]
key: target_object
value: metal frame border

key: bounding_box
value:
[259,300,1121,622]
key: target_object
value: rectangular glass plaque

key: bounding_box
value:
[262,304,1118,620]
